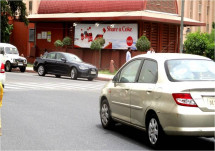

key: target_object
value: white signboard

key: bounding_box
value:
[74,24,138,50]
[37,33,42,39]
[41,31,47,39]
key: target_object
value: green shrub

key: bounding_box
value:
[135,35,150,52]
[90,38,105,50]
[54,40,63,47]
[90,40,101,51]
[97,38,105,47]
[184,32,209,56]
[62,37,72,46]
[205,43,215,60]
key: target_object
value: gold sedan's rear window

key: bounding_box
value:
[166,59,215,81]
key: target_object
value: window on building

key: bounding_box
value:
[207,24,209,33]
[198,0,202,14]
[29,1,32,14]
[190,0,193,18]
[29,29,35,42]
[207,6,210,16]
[198,4,201,14]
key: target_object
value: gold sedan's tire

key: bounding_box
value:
[100,99,115,129]
[147,114,165,148]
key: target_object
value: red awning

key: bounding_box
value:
[28,10,205,26]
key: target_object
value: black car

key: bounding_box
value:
[33,52,98,81]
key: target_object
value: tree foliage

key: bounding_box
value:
[184,30,215,60]
[62,37,72,46]
[54,40,64,47]
[184,32,208,56]
[1,0,28,43]
[90,38,105,51]
[135,35,150,52]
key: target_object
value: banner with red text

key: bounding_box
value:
[74,24,138,50]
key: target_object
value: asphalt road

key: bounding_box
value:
[1,71,215,150]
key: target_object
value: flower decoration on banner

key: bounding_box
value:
[103,28,106,34]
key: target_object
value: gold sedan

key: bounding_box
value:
[99,53,215,148]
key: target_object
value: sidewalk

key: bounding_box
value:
[25,67,113,81]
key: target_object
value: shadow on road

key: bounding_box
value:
[97,123,215,150]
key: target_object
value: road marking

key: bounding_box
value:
[4,82,105,92]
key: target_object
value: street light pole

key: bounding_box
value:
[180,0,185,53]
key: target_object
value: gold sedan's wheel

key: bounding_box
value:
[147,114,165,148]
[100,99,115,129]
[148,118,159,145]
[101,104,109,125]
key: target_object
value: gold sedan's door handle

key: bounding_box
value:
[146,88,153,94]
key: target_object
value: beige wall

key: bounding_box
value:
[177,0,215,41]
[23,0,41,15]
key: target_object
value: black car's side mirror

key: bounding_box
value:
[61,58,67,62]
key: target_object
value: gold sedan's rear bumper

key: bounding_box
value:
[159,106,215,137]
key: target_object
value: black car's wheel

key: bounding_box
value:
[88,78,94,81]
[100,99,115,129]
[5,61,12,72]
[19,66,26,72]
[38,65,46,76]
[55,75,61,78]
[147,114,165,148]
[71,68,78,80]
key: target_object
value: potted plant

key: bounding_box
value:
[62,37,72,51]
[135,35,151,52]
[90,37,105,69]
[54,40,64,51]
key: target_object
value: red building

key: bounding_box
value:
[25,0,204,69]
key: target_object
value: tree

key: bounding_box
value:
[135,35,150,52]
[90,38,105,68]
[184,30,214,60]
[54,40,64,47]
[1,0,28,43]
[62,37,72,46]
[184,32,209,56]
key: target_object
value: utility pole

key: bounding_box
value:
[180,0,185,53]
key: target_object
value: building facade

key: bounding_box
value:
[11,0,204,69]
[23,0,41,15]
[177,0,215,40]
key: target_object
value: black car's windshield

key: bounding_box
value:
[5,47,19,54]
[166,59,215,81]
[65,53,82,62]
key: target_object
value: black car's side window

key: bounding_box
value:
[56,53,64,60]
[47,53,56,60]
[119,60,142,83]
[138,60,158,83]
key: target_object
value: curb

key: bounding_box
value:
[13,69,112,81]
[95,77,112,81]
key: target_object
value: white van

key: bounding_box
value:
[0,43,27,72]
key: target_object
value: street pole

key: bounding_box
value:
[180,0,185,53]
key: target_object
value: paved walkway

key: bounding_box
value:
[25,67,113,81]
